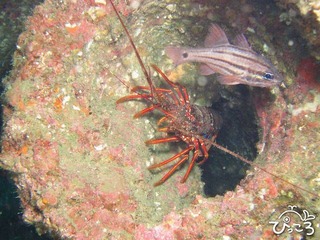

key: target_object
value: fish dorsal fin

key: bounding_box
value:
[234,34,251,49]
[204,24,229,47]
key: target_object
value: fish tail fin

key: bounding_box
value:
[165,46,186,66]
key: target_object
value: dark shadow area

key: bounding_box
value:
[200,85,259,197]
[0,171,54,240]
[0,0,53,239]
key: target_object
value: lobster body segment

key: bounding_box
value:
[170,104,222,142]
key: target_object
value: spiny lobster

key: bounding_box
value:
[117,62,222,186]
[109,0,318,198]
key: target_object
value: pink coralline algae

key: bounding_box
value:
[296,57,320,92]
[0,0,319,239]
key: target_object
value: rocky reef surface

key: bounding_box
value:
[0,0,319,239]
[276,0,320,59]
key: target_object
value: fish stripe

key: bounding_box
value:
[194,54,257,75]
[194,48,269,69]
[187,46,272,78]
[214,48,271,69]
[203,58,242,75]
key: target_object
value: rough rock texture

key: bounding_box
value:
[0,0,42,77]
[0,0,319,239]
[276,0,320,59]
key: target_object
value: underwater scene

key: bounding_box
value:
[0,0,319,239]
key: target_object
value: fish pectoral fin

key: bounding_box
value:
[199,64,216,75]
[233,34,251,49]
[217,75,244,85]
[204,24,229,47]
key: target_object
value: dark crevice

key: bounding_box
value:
[0,170,54,240]
[200,85,259,197]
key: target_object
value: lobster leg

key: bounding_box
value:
[117,88,177,104]
[197,134,218,165]
[133,105,159,118]
[196,139,210,165]
[157,116,168,126]
[131,86,173,94]
[116,94,151,103]
[181,140,200,183]
[158,127,169,132]
[148,143,198,185]
[149,146,193,186]
[153,155,189,186]
[151,64,189,105]
[148,146,193,170]
[131,85,181,107]
[145,136,180,145]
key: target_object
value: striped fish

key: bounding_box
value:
[166,24,283,87]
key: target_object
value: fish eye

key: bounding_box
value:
[182,52,188,58]
[263,72,274,80]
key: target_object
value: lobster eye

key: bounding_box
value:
[263,72,274,80]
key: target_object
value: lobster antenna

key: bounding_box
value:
[109,69,131,90]
[109,0,156,96]
[201,137,319,199]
